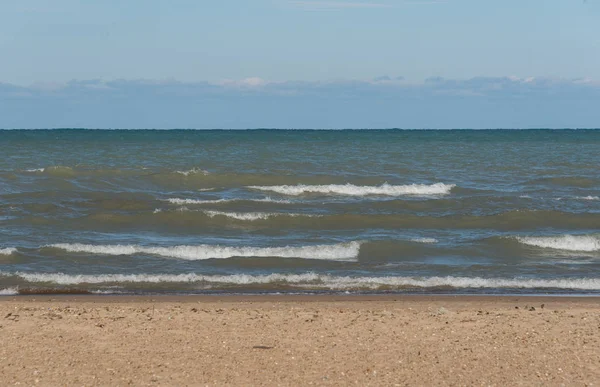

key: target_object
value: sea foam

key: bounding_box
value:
[409,237,438,244]
[576,196,599,201]
[175,168,209,176]
[165,198,229,205]
[202,210,319,221]
[0,287,18,296]
[248,183,455,196]
[515,235,600,252]
[4,272,599,290]
[48,241,361,261]
[0,248,16,255]
[164,197,290,205]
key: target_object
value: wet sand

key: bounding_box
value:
[1,295,599,386]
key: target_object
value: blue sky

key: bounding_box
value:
[1,0,599,128]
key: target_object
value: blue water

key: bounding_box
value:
[1,129,599,295]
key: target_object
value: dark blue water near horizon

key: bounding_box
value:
[1,129,599,295]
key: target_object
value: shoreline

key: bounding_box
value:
[3,293,600,303]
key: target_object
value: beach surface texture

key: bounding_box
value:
[1,295,599,386]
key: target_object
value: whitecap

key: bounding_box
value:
[576,196,599,201]
[47,241,362,261]
[0,247,16,255]
[0,287,18,296]
[175,168,209,176]
[164,198,229,205]
[202,210,319,221]
[248,182,455,196]
[4,272,599,290]
[515,235,600,252]
[409,238,438,244]
[163,197,291,205]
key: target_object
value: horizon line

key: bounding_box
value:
[1,128,600,131]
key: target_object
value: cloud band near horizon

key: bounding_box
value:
[1,76,599,129]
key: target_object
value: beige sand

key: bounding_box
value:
[1,295,599,386]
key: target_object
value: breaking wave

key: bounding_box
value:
[3,272,599,290]
[175,168,209,176]
[47,241,361,261]
[0,247,16,255]
[409,238,438,244]
[576,196,599,201]
[202,210,319,221]
[164,197,290,205]
[515,235,600,252]
[0,287,18,296]
[248,183,455,196]
[23,166,76,176]
[164,198,229,205]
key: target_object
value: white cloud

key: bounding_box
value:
[2,75,600,129]
[3,76,600,100]
[217,77,269,88]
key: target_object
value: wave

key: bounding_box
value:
[0,248,16,255]
[515,235,600,252]
[47,241,361,261]
[0,287,18,296]
[25,166,75,176]
[409,238,438,244]
[4,272,599,290]
[164,198,229,205]
[555,196,600,201]
[163,197,291,205]
[248,183,455,196]
[175,168,209,176]
[576,196,599,201]
[202,210,319,221]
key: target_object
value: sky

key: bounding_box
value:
[1,0,599,128]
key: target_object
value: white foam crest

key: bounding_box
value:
[305,276,600,291]
[204,210,272,221]
[25,168,45,173]
[164,197,291,205]
[164,198,229,205]
[576,196,599,201]
[5,272,600,290]
[90,289,127,295]
[0,287,18,296]
[48,241,361,261]
[0,247,16,255]
[515,235,600,252]
[202,210,319,221]
[253,196,292,203]
[409,238,438,244]
[248,183,455,196]
[175,168,209,176]
[556,196,599,201]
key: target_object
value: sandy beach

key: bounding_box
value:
[1,295,599,386]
